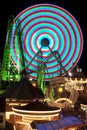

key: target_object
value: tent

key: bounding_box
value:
[0,78,44,100]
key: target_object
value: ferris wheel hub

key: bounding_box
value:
[41,38,50,47]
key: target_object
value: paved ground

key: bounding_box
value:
[0,121,14,130]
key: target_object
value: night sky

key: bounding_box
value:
[0,0,87,73]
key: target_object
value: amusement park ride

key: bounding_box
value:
[1,4,87,110]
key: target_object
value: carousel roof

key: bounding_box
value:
[13,100,58,111]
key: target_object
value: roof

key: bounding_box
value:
[14,100,58,111]
[0,78,44,100]
[36,116,84,130]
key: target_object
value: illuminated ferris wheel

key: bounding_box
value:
[10,3,83,79]
[10,4,83,108]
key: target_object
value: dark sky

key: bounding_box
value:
[0,0,87,73]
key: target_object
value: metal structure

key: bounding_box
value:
[1,15,21,82]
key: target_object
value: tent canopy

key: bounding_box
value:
[0,78,44,100]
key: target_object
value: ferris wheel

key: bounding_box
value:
[10,4,83,108]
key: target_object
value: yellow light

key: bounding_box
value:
[58,87,63,93]
[32,83,36,87]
